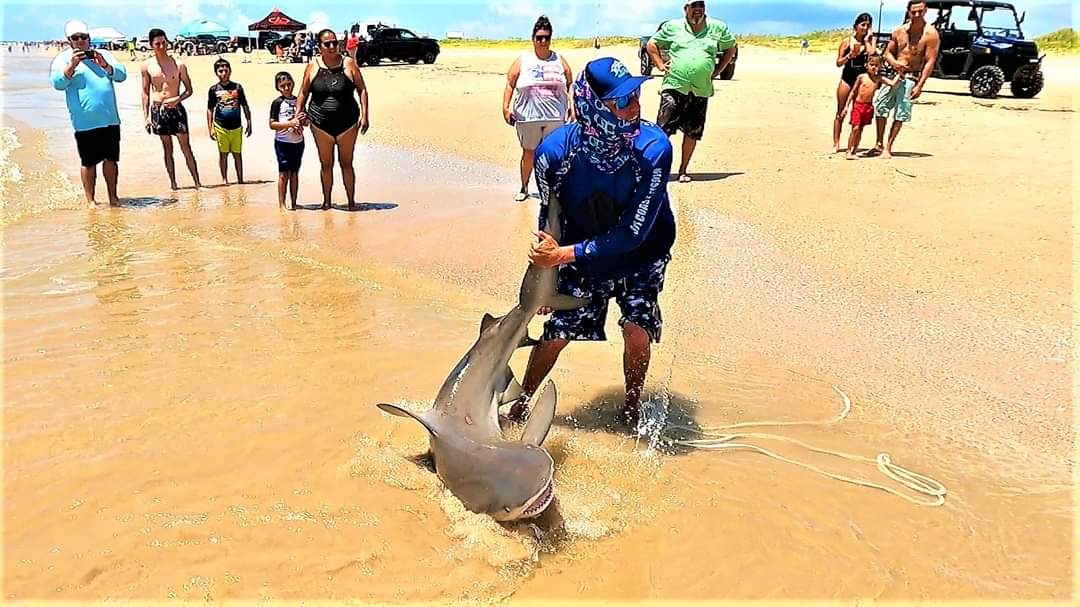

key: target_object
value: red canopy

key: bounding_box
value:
[248,8,306,32]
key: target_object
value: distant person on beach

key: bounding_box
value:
[503,14,574,202]
[296,29,370,210]
[868,0,939,158]
[509,58,676,431]
[345,31,359,62]
[141,28,202,190]
[304,33,315,62]
[842,55,901,159]
[833,13,877,152]
[645,0,737,182]
[269,71,307,211]
[127,38,137,61]
[800,38,809,55]
[50,19,128,206]
[206,58,252,184]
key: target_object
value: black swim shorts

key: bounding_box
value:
[656,89,709,140]
[542,255,670,343]
[73,124,120,167]
[150,103,190,136]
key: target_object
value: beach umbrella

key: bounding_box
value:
[178,19,230,37]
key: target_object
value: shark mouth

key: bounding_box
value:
[519,479,555,519]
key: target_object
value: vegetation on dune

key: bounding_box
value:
[736,28,850,52]
[1034,28,1079,54]
[438,28,1079,55]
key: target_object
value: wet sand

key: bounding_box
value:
[0,45,1073,602]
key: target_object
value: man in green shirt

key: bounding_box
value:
[646,0,736,182]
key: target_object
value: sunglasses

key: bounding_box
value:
[69,34,89,41]
[607,89,640,110]
[533,35,551,42]
[320,40,337,48]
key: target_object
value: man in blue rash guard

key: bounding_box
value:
[510,57,676,431]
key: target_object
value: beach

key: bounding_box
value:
[1,43,1074,601]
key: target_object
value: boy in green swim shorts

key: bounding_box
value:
[207,58,251,184]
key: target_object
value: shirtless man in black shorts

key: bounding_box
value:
[141,28,202,190]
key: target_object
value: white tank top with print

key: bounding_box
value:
[512,51,568,123]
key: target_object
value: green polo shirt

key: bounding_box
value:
[651,17,736,97]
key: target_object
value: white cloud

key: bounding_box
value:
[742,20,805,35]
[307,10,332,33]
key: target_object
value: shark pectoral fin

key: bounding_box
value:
[376,403,439,438]
[520,379,557,446]
[548,294,590,311]
[518,333,540,349]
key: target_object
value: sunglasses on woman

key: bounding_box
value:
[69,34,89,41]
[533,35,550,42]
[320,40,337,48]
[607,89,639,111]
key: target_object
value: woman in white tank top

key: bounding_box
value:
[502,15,574,202]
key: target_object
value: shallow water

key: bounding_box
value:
[1,54,1071,601]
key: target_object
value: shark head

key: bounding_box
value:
[437,439,555,522]
[376,380,562,522]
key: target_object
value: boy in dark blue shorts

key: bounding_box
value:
[268,71,306,210]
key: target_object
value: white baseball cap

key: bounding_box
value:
[64,20,90,38]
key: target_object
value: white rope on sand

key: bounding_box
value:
[662,386,948,507]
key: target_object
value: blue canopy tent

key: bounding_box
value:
[177,19,230,37]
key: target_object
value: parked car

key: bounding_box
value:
[175,34,231,56]
[874,0,1044,99]
[638,22,738,79]
[262,32,297,53]
[354,24,440,66]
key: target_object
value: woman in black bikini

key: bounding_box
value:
[833,13,876,152]
[296,29,370,210]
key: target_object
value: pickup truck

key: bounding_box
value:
[638,24,738,79]
[354,25,440,66]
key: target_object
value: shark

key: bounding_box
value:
[377,194,585,521]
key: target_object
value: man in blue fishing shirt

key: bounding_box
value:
[511,57,676,431]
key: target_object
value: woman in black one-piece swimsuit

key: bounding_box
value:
[833,13,877,152]
[296,29,370,210]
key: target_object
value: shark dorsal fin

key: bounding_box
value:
[521,380,557,446]
[480,313,497,335]
[377,403,439,437]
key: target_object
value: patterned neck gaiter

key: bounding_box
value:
[572,70,640,174]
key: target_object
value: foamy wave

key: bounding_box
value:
[0,127,25,192]
[0,125,84,227]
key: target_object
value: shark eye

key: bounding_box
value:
[504,506,512,513]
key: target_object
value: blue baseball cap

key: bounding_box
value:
[584,57,649,102]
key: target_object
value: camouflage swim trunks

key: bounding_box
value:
[542,255,670,343]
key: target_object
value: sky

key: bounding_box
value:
[0,0,1073,42]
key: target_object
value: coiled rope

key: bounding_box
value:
[660,386,947,506]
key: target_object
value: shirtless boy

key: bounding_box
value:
[141,28,202,189]
[843,56,901,159]
[869,0,940,158]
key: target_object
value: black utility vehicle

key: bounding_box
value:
[875,0,1044,99]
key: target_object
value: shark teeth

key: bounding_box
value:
[520,480,554,518]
